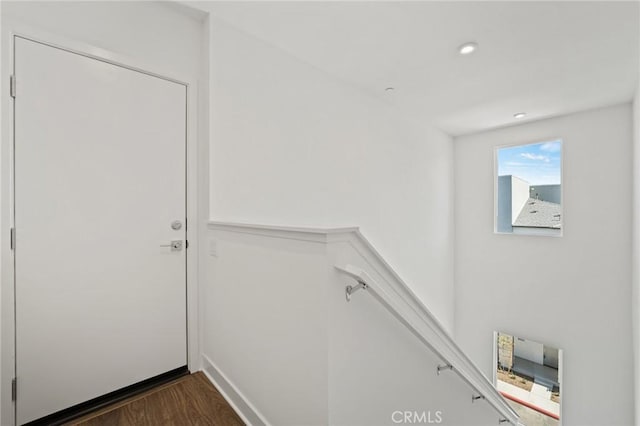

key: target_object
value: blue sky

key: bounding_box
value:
[497,140,562,185]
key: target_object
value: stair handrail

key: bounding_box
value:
[335,264,520,425]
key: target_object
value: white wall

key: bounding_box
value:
[208,17,456,332]
[455,104,634,425]
[0,2,206,424]
[2,2,204,80]
[513,337,543,365]
[511,176,530,222]
[203,224,508,426]
[633,84,640,426]
[496,175,529,233]
[204,227,330,425]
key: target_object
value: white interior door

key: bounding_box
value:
[13,37,187,424]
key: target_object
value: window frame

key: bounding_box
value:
[493,138,565,237]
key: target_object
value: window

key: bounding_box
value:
[495,140,563,236]
[494,332,562,425]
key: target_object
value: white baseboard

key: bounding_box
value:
[200,354,270,426]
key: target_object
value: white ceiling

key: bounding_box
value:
[191,1,639,136]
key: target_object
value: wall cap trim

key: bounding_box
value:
[207,220,358,243]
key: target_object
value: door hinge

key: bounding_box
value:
[9,75,16,98]
[11,378,16,401]
[185,240,189,249]
[10,227,15,250]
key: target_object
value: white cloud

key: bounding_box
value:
[520,153,550,162]
[539,141,562,152]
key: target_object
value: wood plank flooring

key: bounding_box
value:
[66,372,245,426]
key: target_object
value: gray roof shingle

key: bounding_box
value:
[513,198,562,229]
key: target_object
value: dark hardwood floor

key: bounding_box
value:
[66,372,245,426]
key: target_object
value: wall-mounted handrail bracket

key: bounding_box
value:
[436,363,453,375]
[499,418,509,424]
[345,281,368,302]
[472,394,485,403]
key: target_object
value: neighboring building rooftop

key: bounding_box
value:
[513,198,562,229]
[529,184,561,204]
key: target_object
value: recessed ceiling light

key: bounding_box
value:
[458,42,478,55]
[513,112,526,119]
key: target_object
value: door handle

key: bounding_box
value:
[160,240,183,251]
